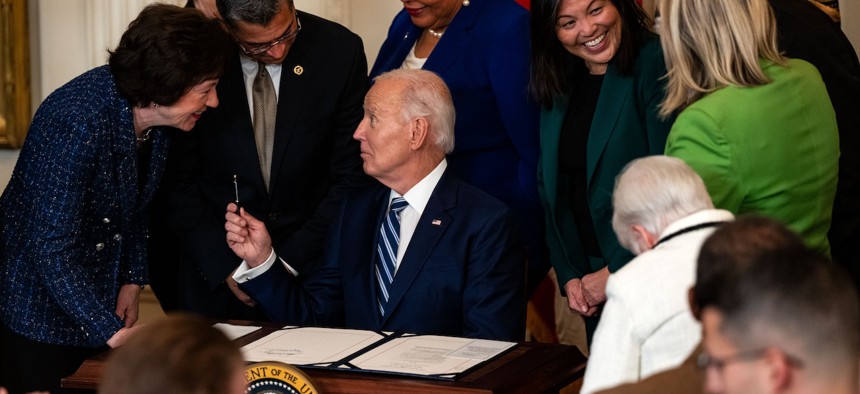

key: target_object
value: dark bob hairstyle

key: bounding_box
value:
[108,4,233,107]
[529,0,654,108]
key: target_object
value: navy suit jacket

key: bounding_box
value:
[370,0,547,291]
[241,169,526,341]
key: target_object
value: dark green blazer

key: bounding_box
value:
[538,37,674,291]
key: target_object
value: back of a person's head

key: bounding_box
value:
[710,249,860,381]
[612,155,713,253]
[695,215,805,310]
[658,0,786,116]
[373,69,455,154]
[99,315,245,394]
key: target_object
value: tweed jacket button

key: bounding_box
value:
[113,234,122,241]
[102,217,111,224]
[95,242,105,251]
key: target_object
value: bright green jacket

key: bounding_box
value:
[666,59,839,255]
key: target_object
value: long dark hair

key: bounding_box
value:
[529,0,653,108]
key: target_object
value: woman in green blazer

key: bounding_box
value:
[530,0,674,340]
[659,0,838,255]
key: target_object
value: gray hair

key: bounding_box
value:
[373,69,455,154]
[612,156,713,253]
[216,0,293,27]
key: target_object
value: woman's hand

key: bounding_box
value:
[115,284,141,328]
[564,278,589,313]
[581,266,610,308]
[106,325,143,348]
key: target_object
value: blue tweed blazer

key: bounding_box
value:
[0,66,169,347]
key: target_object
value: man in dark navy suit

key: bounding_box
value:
[225,69,525,341]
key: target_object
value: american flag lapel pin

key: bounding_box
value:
[432,219,442,226]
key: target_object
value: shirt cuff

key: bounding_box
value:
[232,249,299,283]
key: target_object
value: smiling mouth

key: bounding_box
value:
[584,34,606,48]
[404,7,424,16]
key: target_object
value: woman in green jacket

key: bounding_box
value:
[530,0,674,341]
[659,0,839,255]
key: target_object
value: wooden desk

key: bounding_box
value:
[63,322,586,393]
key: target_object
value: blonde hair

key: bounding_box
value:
[658,0,786,117]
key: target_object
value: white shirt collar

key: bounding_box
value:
[387,159,447,216]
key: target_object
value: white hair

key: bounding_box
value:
[612,156,714,253]
[373,69,455,154]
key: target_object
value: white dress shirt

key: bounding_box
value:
[240,56,282,123]
[233,160,448,282]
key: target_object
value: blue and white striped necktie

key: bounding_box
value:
[375,197,409,316]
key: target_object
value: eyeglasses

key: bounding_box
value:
[697,348,804,371]
[235,16,302,56]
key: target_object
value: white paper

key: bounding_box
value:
[241,327,385,365]
[349,336,515,376]
[213,323,262,340]
[446,339,514,361]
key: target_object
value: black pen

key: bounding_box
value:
[233,174,242,211]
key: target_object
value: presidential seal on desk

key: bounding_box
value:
[245,361,319,394]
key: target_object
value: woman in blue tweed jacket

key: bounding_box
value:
[0,5,231,392]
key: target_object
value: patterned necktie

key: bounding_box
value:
[252,62,276,190]
[375,197,409,316]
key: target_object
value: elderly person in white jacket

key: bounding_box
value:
[580,156,734,394]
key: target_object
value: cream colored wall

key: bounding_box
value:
[843,0,860,56]
[2,1,400,194]
[31,0,401,101]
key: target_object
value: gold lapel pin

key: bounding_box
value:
[293,65,304,75]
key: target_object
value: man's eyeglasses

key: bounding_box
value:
[235,16,301,56]
[697,348,804,371]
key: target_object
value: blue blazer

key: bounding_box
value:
[241,169,526,341]
[538,37,673,291]
[0,66,168,347]
[370,0,546,287]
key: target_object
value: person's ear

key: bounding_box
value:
[688,287,701,320]
[409,117,429,150]
[763,347,793,393]
[631,224,657,253]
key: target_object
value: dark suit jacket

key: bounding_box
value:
[539,37,673,291]
[769,0,860,286]
[157,11,370,319]
[241,169,526,341]
[370,0,547,292]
